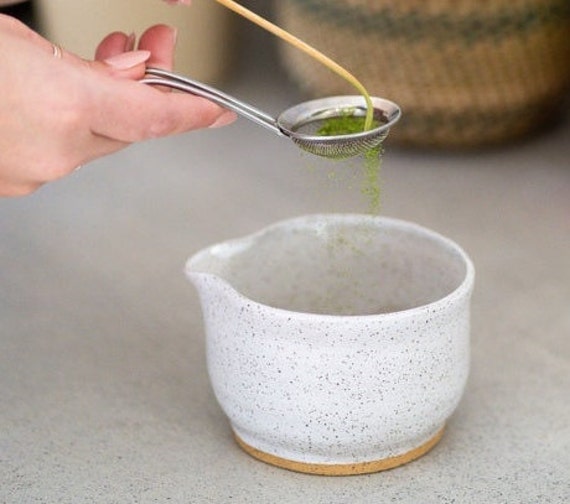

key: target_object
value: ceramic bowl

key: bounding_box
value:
[186,214,475,475]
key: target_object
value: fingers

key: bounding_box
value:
[88,23,236,142]
[137,24,177,70]
[95,25,176,70]
[90,25,175,82]
[94,31,133,61]
[79,23,235,145]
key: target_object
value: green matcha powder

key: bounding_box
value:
[317,114,383,214]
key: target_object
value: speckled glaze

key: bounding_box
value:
[186,214,475,475]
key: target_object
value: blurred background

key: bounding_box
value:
[1,1,569,502]
[5,0,569,148]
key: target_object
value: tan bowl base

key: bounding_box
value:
[234,426,445,476]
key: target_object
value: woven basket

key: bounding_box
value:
[276,0,570,148]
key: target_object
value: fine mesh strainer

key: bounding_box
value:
[143,68,401,159]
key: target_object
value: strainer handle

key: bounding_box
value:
[142,68,282,136]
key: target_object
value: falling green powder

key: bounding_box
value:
[361,144,383,214]
[317,114,384,214]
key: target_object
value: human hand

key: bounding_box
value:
[0,15,235,196]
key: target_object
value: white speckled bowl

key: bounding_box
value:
[186,214,475,475]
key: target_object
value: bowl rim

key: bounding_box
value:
[186,213,475,321]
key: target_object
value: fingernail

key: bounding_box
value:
[104,50,151,70]
[170,27,178,47]
[209,111,237,129]
[125,32,136,52]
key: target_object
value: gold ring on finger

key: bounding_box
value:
[52,43,63,59]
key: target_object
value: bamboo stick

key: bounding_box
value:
[212,0,374,130]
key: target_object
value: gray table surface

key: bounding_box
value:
[2,22,570,503]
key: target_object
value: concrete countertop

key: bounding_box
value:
[1,16,569,504]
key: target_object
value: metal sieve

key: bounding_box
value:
[143,68,401,159]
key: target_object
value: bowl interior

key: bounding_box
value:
[195,216,470,316]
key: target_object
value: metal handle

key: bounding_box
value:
[141,68,282,135]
